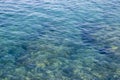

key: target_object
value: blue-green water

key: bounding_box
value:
[0,0,120,80]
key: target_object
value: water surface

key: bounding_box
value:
[0,0,120,80]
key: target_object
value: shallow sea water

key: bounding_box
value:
[0,0,120,80]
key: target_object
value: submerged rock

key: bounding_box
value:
[81,25,120,56]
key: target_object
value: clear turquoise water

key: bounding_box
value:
[0,0,120,80]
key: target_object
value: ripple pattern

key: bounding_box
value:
[0,0,120,80]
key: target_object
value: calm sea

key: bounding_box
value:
[0,0,120,80]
